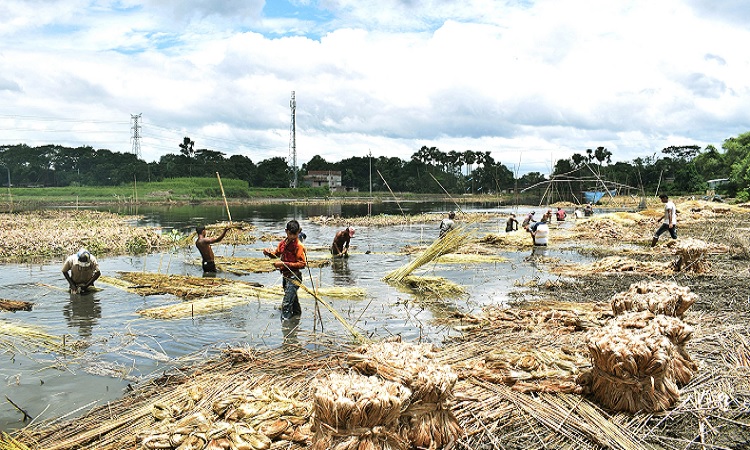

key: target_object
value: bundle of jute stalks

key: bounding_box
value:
[347,341,462,449]
[311,372,411,450]
[610,280,698,318]
[613,311,697,386]
[672,237,711,273]
[384,227,472,282]
[587,322,680,413]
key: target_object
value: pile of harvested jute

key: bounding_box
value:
[347,341,462,449]
[138,386,311,450]
[311,372,411,450]
[587,281,700,412]
[384,227,472,282]
[672,237,711,273]
[610,280,698,318]
[586,321,679,413]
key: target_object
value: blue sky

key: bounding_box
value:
[1,0,749,175]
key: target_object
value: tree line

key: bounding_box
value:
[2,131,750,199]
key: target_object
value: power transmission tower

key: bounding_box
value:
[130,113,142,159]
[289,91,297,188]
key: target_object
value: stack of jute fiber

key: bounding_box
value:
[586,319,680,413]
[586,281,700,412]
[347,340,462,449]
[311,372,411,450]
[672,237,711,273]
[610,280,698,318]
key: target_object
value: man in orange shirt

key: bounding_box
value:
[263,219,307,320]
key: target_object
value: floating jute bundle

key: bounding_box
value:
[673,237,711,273]
[611,280,698,318]
[347,341,462,449]
[311,372,411,450]
[587,324,679,413]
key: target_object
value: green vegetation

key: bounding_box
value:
[4,130,750,200]
[1,178,331,204]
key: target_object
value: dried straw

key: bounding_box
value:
[311,372,411,450]
[0,299,33,312]
[395,275,466,298]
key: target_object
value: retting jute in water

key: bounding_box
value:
[311,372,411,450]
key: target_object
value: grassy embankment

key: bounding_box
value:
[0,177,519,207]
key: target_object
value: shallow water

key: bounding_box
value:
[0,202,594,431]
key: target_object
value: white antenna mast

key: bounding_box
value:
[289,91,298,188]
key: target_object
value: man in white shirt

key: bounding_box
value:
[439,211,456,238]
[529,217,550,246]
[651,194,677,247]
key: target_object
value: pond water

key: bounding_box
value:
[0,202,592,431]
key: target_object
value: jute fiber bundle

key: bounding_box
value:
[673,237,711,273]
[311,372,411,450]
[644,315,698,386]
[587,323,681,413]
[347,341,462,449]
[611,280,698,318]
[384,227,472,282]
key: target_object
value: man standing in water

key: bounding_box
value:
[62,248,101,294]
[196,225,229,273]
[651,194,677,246]
[331,227,355,256]
[264,220,307,320]
[439,211,456,238]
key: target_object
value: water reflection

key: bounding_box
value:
[281,316,301,346]
[331,256,353,285]
[63,293,101,337]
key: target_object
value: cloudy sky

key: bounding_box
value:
[1,0,749,175]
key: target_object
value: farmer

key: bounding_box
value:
[195,225,229,273]
[556,207,567,222]
[528,216,550,246]
[264,219,307,320]
[505,213,519,232]
[522,211,535,230]
[439,211,456,238]
[651,194,677,246]
[584,203,594,217]
[62,248,101,294]
[331,227,355,256]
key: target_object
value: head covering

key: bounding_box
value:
[348,227,356,237]
[77,248,91,267]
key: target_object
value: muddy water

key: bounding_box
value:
[0,203,593,431]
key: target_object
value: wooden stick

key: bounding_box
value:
[377,170,406,219]
[429,172,464,214]
[216,172,232,222]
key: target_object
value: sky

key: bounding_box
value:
[1,0,749,176]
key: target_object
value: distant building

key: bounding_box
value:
[303,170,341,189]
[706,178,729,189]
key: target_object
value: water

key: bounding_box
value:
[0,202,591,431]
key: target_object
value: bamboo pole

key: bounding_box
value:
[376,170,406,219]
[216,172,232,222]
[429,172,464,214]
[291,278,365,343]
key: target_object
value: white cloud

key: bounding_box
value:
[1,0,749,175]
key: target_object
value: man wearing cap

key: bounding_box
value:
[331,227,355,256]
[62,248,101,294]
[439,211,456,238]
